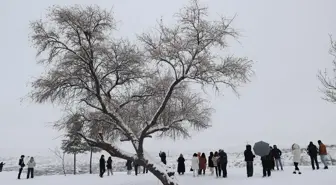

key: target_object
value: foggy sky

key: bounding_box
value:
[1,0,336,157]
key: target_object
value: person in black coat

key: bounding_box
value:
[218,150,228,178]
[99,155,106,178]
[307,141,319,170]
[18,155,25,179]
[159,151,167,165]
[272,145,283,170]
[177,154,185,175]
[208,152,214,175]
[0,162,5,172]
[244,144,255,177]
[261,152,272,177]
[134,161,139,176]
[126,160,132,175]
[269,146,275,170]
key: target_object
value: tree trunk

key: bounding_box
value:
[89,147,93,174]
[145,161,178,185]
[74,153,77,175]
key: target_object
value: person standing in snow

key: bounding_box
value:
[106,156,113,176]
[126,160,132,175]
[143,165,148,174]
[0,162,5,172]
[318,140,329,169]
[292,143,302,174]
[307,141,319,170]
[244,144,255,177]
[191,153,199,177]
[199,153,207,175]
[208,152,214,175]
[159,151,167,165]
[212,152,219,177]
[134,161,139,176]
[26,157,36,179]
[177,154,185,175]
[272,145,283,171]
[261,153,272,177]
[218,149,228,178]
[197,152,201,175]
[269,146,275,170]
[17,155,25,179]
[99,155,106,178]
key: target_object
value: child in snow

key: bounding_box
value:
[292,143,301,174]
[191,153,199,177]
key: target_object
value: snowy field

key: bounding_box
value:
[1,166,335,185]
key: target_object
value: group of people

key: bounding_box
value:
[99,155,113,177]
[2,140,329,179]
[16,155,36,179]
[174,140,330,179]
[245,140,330,178]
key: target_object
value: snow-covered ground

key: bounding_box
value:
[1,166,335,185]
[1,146,336,176]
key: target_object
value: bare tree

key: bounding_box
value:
[28,1,253,184]
[49,148,67,176]
[318,35,336,103]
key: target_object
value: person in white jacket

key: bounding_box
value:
[191,153,199,177]
[292,143,301,174]
[27,157,36,179]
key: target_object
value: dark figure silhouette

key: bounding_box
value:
[0,162,5,172]
[99,155,106,178]
[307,141,319,170]
[244,144,255,177]
[17,155,25,179]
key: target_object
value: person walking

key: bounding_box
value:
[292,143,302,174]
[307,141,319,170]
[272,145,283,171]
[212,151,219,178]
[99,155,106,178]
[218,149,228,178]
[318,140,329,169]
[106,157,113,176]
[191,153,199,177]
[26,157,36,179]
[208,152,214,175]
[244,144,255,177]
[17,155,25,179]
[126,160,132,175]
[177,154,185,175]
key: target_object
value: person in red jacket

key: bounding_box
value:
[318,140,328,169]
[199,153,207,175]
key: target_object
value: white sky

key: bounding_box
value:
[1,0,336,157]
